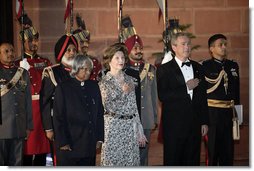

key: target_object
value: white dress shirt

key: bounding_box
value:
[175,57,194,99]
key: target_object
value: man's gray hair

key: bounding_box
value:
[171,32,190,46]
[70,54,93,77]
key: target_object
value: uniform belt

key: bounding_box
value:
[32,94,40,100]
[207,99,234,108]
[104,111,136,120]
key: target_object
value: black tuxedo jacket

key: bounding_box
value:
[156,58,208,139]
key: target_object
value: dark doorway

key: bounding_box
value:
[0,0,13,44]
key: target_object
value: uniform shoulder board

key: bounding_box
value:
[38,54,49,59]
[201,58,212,65]
[149,63,156,70]
[41,65,59,86]
[42,67,51,78]
[41,64,59,80]
[39,55,51,62]
[50,63,61,68]
[226,59,238,66]
[230,59,238,63]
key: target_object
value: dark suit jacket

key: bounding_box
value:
[53,78,104,158]
[156,58,208,139]
[40,64,72,130]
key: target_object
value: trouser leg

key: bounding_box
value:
[140,129,151,166]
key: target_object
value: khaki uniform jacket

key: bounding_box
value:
[0,66,33,139]
[140,63,158,129]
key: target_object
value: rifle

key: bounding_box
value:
[20,0,25,60]
[70,0,74,34]
[117,0,123,43]
[164,0,169,53]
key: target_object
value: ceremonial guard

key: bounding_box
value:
[0,43,33,166]
[40,34,78,165]
[202,34,240,166]
[121,16,158,166]
[73,13,102,81]
[16,14,52,166]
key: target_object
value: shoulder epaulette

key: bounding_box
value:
[42,64,60,86]
[140,63,151,82]
[1,68,24,97]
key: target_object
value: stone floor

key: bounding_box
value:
[95,129,249,166]
[45,128,248,166]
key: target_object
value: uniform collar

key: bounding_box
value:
[64,67,71,72]
[25,52,37,59]
[0,62,15,69]
[60,63,72,72]
[128,59,144,67]
[212,57,225,64]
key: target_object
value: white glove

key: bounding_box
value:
[20,58,30,71]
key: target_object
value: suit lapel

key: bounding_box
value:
[191,61,199,101]
[171,58,186,86]
[191,61,199,79]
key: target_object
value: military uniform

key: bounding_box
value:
[40,64,72,131]
[40,34,78,132]
[126,60,158,166]
[15,17,53,164]
[88,55,102,81]
[40,34,78,166]
[202,57,240,165]
[16,53,52,157]
[73,14,102,81]
[126,60,158,129]
[0,63,33,165]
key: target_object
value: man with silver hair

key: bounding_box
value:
[70,54,93,80]
[53,54,104,166]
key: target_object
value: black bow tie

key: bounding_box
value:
[181,61,191,67]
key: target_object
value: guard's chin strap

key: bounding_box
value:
[205,69,228,94]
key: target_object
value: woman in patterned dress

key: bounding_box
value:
[99,43,147,166]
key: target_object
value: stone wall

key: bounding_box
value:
[12,0,249,164]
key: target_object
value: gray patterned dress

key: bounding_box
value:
[99,71,143,166]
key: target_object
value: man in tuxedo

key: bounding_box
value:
[156,32,209,166]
